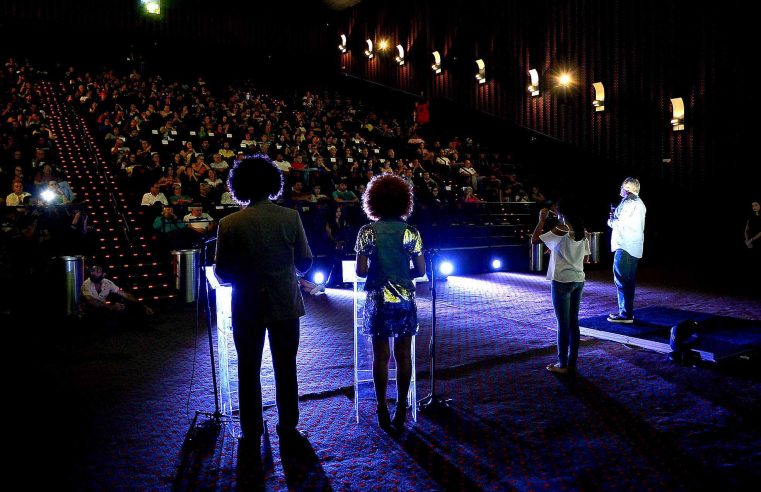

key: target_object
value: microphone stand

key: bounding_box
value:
[187,236,236,442]
[418,248,452,412]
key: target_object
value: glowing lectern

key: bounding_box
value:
[205,267,276,434]
[343,261,417,424]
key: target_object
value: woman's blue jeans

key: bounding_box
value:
[613,249,639,319]
[551,280,585,368]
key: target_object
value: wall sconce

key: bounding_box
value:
[670,97,685,131]
[431,51,442,74]
[592,82,605,111]
[364,39,374,59]
[338,34,347,53]
[475,59,486,84]
[528,69,540,96]
[395,45,405,65]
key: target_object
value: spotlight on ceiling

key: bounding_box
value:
[557,72,572,87]
[140,0,161,16]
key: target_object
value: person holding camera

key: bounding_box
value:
[532,198,590,374]
[153,205,189,250]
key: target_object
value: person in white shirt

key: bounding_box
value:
[5,181,31,206]
[607,177,646,323]
[532,199,590,374]
[140,183,169,208]
[273,153,291,174]
[80,265,153,318]
[209,153,230,174]
[183,205,215,235]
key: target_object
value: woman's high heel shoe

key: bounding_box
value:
[392,403,407,429]
[377,404,391,429]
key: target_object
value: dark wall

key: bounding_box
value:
[1,0,336,86]
[2,0,756,270]
[335,0,758,267]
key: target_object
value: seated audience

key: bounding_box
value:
[141,183,169,208]
[5,181,31,206]
[332,181,358,203]
[183,204,215,236]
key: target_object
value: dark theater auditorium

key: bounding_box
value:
[1,1,759,490]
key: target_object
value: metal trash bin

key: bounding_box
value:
[58,255,85,316]
[529,242,545,272]
[588,231,604,264]
[171,249,200,303]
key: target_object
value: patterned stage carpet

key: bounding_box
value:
[19,267,761,490]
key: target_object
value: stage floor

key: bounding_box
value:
[22,266,761,490]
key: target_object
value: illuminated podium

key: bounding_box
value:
[205,267,276,434]
[343,261,419,424]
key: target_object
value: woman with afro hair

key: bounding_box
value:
[355,174,426,430]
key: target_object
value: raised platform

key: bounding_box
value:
[579,306,761,363]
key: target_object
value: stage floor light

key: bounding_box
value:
[439,261,454,276]
[491,259,502,270]
[313,271,326,285]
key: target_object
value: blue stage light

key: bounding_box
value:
[313,271,326,284]
[491,259,502,270]
[439,261,454,276]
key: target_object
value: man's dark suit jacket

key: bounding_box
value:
[215,199,312,322]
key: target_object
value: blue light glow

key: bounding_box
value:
[313,271,326,284]
[439,261,454,276]
[491,259,502,270]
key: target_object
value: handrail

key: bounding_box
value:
[57,95,132,242]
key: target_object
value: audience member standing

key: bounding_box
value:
[607,177,646,323]
[215,154,313,447]
[532,199,590,374]
[744,199,761,283]
[355,175,426,431]
[744,200,761,250]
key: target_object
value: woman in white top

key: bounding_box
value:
[531,199,590,374]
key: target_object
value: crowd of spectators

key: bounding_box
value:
[64,66,547,255]
[0,53,556,317]
[1,58,92,317]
